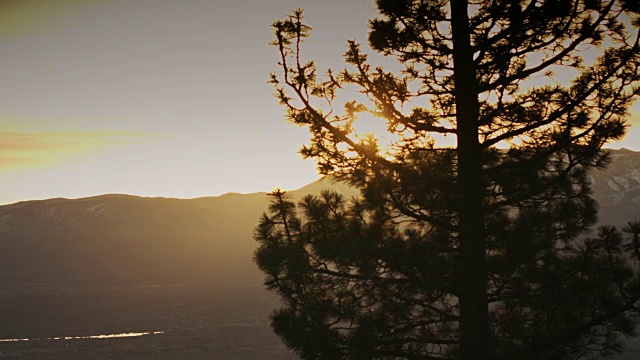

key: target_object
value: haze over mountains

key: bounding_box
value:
[0,177,351,287]
[1,150,639,287]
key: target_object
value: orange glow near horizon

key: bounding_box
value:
[0,130,143,172]
[0,0,638,206]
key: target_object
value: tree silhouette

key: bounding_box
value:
[255,1,640,358]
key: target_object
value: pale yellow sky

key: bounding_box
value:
[0,0,378,204]
[0,0,638,205]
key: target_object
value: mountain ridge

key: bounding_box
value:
[1,149,639,286]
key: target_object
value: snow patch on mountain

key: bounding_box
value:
[629,169,640,184]
[608,180,621,192]
[87,203,106,215]
[613,176,631,190]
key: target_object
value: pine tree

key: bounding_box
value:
[255,1,640,358]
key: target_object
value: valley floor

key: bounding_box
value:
[1,280,640,359]
[0,281,294,359]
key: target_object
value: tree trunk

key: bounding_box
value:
[450,0,490,359]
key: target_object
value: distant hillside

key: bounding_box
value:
[0,177,352,286]
[1,151,639,287]
[591,149,640,226]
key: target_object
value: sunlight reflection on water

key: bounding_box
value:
[0,331,163,342]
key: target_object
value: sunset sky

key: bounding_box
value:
[2,0,639,205]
